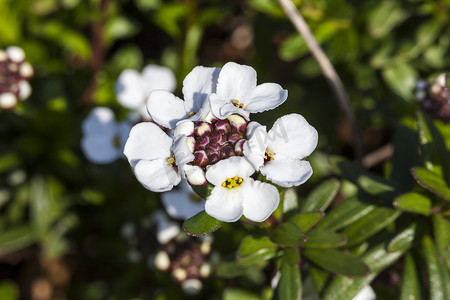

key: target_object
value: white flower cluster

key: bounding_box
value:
[124,62,318,223]
[0,46,34,109]
[81,64,176,164]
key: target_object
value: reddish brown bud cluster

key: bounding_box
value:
[415,75,450,122]
[188,114,248,170]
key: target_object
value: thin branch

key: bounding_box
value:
[362,144,394,169]
[277,0,363,161]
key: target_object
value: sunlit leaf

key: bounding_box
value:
[278,247,301,300]
[271,223,306,247]
[289,211,324,232]
[182,211,221,237]
[393,192,431,216]
[411,167,450,202]
[433,215,450,270]
[301,179,340,212]
[400,253,422,300]
[387,222,416,252]
[236,236,278,266]
[303,228,347,248]
[0,225,34,254]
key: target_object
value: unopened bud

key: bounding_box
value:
[186,137,196,153]
[194,121,212,137]
[227,132,241,144]
[208,153,220,165]
[172,268,187,282]
[6,46,25,63]
[0,93,18,109]
[154,250,171,271]
[227,114,247,134]
[196,136,210,150]
[199,263,211,278]
[214,120,231,133]
[185,165,207,185]
[222,145,235,158]
[234,139,245,155]
[181,279,202,295]
[193,150,208,166]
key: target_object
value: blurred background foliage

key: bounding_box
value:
[0,0,449,299]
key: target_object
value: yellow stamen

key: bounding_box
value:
[222,176,243,189]
[167,156,176,167]
[232,99,244,109]
[264,147,276,165]
[188,111,195,117]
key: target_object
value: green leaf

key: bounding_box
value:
[421,234,450,300]
[390,126,419,189]
[400,253,422,300]
[301,179,340,212]
[0,153,20,173]
[433,215,450,270]
[289,211,324,232]
[278,248,301,300]
[317,195,375,231]
[342,206,401,247]
[322,241,406,300]
[182,211,221,237]
[223,288,261,300]
[382,62,418,100]
[303,248,369,277]
[303,229,347,248]
[393,192,431,216]
[416,111,450,183]
[328,155,367,185]
[236,236,278,266]
[249,0,284,17]
[283,188,299,216]
[0,280,19,300]
[191,184,214,200]
[411,167,450,202]
[271,223,306,247]
[0,225,35,254]
[368,0,408,38]
[357,175,405,199]
[134,0,161,11]
[387,223,416,252]
[109,44,143,72]
[154,3,188,38]
[104,17,140,46]
[216,260,248,278]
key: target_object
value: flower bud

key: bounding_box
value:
[234,139,245,156]
[0,93,17,110]
[194,121,212,137]
[6,46,25,63]
[196,136,210,150]
[181,279,202,295]
[154,250,171,271]
[172,268,187,282]
[193,150,208,166]
[205,142,220,153]
[186,137,196,153]
[208,153,220,165]
[199,263,211,277]
[209,131,226,145]
[227,132,241,144]
[227,114,247,134]
[222,145,235,158]
[185,165,207,186]
[214,119,231,133]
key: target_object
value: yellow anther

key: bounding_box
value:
[232,99,244,109]
[188,111,195,117]
[222,176,244,189]
[263,147,276,165]
[167,156,176,167]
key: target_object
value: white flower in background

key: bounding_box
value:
[116,64,176,119]
[205,156,279,222]
[81,107,131,164]
[243,114,318,187]
[147,66,221,129]
[161,180,205,220]
[123,122,194,192]
[152,210,180,244]
[209,62,288,120]
[352,286,376,300]
[0,46,34,109]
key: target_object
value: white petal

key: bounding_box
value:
[81,135,120,164]
[123,122,172,167]
[242,179,280,222]
[209,94,250,119]
[141,64,177,94]
[152,210,180,244]
[268,113,318,159]
[82,107,117,137]
[182,66,221,113]
[243,123,268,170]
[173,120,194,138]
[161,181,205,220]
[6,46,25,62]
[116,69,145,110]
[0,92,18,109]
[205,186,244,222]
[187,98,213,122]
[216,62,256,100]
[147,90,189,129]
[172,135,195,176]
[205,156,255,186]
[243,83,288,113]
[185,165,207,185]
[351,286,376,300]
[18,80,32,100]
[261,155,313,187]
[134,159,181,192]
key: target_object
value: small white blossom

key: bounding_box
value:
[147,66,220,128]
[209,62,288,120]
[81,107,131,164]
[161,180,205,220]
[243,114,318,187]
[116,64,176,119]
[352,286,376,300]
[152,210,180,244]
[205,156,279,222]
[123,122,194,192]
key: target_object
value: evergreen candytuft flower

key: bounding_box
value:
[123,62,318,223]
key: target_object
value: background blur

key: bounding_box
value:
[1,0,450,299]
